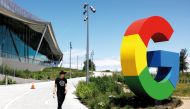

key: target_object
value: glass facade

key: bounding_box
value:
[0,0,63,68]
[0,14,53,65]
[0,25,48,60]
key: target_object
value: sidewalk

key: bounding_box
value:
[0,72,113,109]
[62,77,88,109]
[176,97,190,109]
[0,77,88,109]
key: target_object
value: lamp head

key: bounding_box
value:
[83,3,88,9]
[90,6,96,13]
[84,16,88,21]
[83,10,87,15]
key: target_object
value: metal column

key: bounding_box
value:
[33,25,48,62]
[86,5,90,82]
[9,29,21,62]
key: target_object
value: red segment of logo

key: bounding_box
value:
[124,16,174,46]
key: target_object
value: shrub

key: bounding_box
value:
[0,66,86,80]
[75,73,187,109]
[0,77,16,85]
[89,76,121,94]
[76,75,127,109]
[76,81,97,100]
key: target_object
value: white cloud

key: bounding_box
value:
[94,57,121,71]
[149,68,157,74]
[60,49,190,72]
[187,57,190,63]
[187,57,190,72]
[59,49,86,69]
[59,49,121,71]
[63,49,86,60]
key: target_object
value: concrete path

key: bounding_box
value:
[0,72,112,109]
[177,100,190,109]
[2,71,189,109]
[0,77,87,109]
[176,97,190,109]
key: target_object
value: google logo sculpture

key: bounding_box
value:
[120,16,179,100]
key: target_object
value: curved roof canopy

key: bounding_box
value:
[0,0,63,61]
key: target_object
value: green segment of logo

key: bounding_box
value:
[124,67,175,100]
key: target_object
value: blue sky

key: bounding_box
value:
[14,0,190,71]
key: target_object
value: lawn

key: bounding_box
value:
[0,66,86,80]
[174,83,190,96]
[173,73,190,96]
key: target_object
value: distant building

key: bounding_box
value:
[0,0,63,71]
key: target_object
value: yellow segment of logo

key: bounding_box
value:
[120,34,147,76]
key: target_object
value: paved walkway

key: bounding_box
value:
[0,72,112,109]
[0,77,87,109]
[176,97,190,109]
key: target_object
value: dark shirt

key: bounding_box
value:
[55,78,67,93]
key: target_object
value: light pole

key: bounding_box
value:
[69,42,72,78]
[77,56,78,70]
[91,50,94,62]
[90,50,94,71]
[83,3,96,82]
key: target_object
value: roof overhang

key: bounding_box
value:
[0,5,63,61]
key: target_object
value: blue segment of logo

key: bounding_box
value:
[147,50,179,88]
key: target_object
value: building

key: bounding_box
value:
[0,0,63,71]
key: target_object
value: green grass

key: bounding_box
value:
[0,66,86,80]
[0,77,16,85]
[76,74,132,109]
[174,83,190,96]
[76,73,188,109]
[173,73,190,96]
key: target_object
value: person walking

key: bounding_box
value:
[53,71,67,109]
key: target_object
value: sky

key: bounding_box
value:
[14,0,190,71]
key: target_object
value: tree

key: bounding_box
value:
[83,59,96,71]
[180,49,189,73]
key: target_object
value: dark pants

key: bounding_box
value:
[57,92,66,109]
